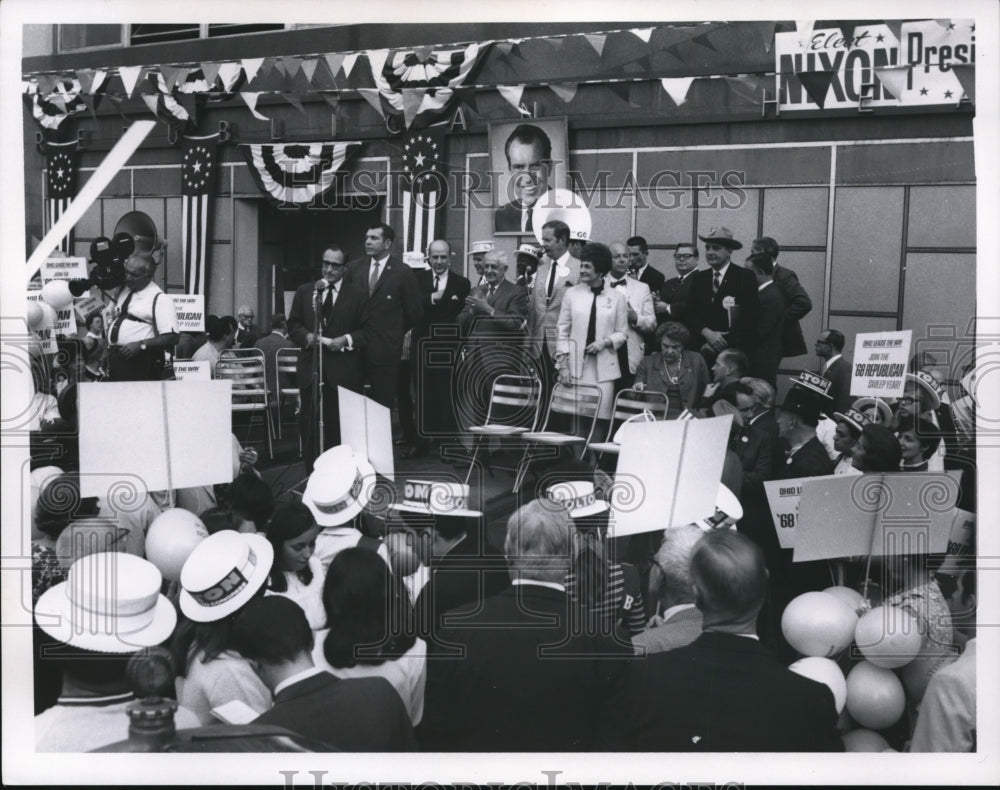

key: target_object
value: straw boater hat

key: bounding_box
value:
[35,552,177,653]
[466,240,494,256]
[545,480,610,519]
[178,530,274,623]
[390,479,483,517]
[516,243,541,260]
[698,484,743,531]
[852,396,893,426]
[301,445,377,527]
[905,370,944,411]
[778,371,835,421]
[697,226,743,250]
[832,407,873,435]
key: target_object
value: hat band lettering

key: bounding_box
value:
[549,491,595,511]
[189,548,257,607]
[312,471,364,514]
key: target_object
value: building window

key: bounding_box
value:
[129,24,202,46]
[207,24,286,37]
[57,24,123,52]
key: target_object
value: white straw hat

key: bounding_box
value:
[545,480,610,519]
[390,479,482,517]
[302,445,377,527]
[178,531,274,622]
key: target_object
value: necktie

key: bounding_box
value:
[611,278,627,288]
[369,261,380,295]
[713,270,721,295]
[487,285,496,302]
[586,291,598,346]
[546,262,557,300]
[110,290,134,344]
[433,275,440,291]
[322,288,333,323]
[524,209,533,233]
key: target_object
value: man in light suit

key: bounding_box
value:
[751,237,812,360]
[344,223,423,409]
[607,242,655,390]
[528,219,580,402]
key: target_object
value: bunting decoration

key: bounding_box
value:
[44,140,79,254]
[368,43,483,129]
[29,79,86,130]
[660,77,695,106]
[181,134,220,296]
[238,141,363,208]
[399,128,446,254]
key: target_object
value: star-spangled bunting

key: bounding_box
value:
[400,128,446,254]
[238,141,363,209]
[45,140,79,254]
[180,134,220,296]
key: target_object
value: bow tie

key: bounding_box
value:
[611,278,627,287]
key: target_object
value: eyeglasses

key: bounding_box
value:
[238,313,255,319]
[674,253,695,260]
[899,396,917,404]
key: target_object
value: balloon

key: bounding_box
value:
[845,661,905,730]
[145,507,209,582]
[789,656,848,713]
[855,605,922,668]
[823,585,864,612]
[842,729,891,752]
[41,279,74,310]
[27,302,44,329]
[900,651,958,702]
[781,591,858,657]
[34,302,57,331]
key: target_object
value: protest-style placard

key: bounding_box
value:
[40,256,88,284]
[78,380,233,498]
[171,295,206,333]
[339,386,394,479]
[73,287,108,323]
[763,475,839,549]
[609,414,732,537]
[850,330,912,398]
[173,360,211,380]
[793,471,960,562]
[53,306,76,337]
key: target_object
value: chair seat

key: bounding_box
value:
[588,441,621,454]
[468,425,530,435]
[523,431,585,444]
[232,403,269,412]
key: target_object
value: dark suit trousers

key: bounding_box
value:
[396,360,418,443]
[300,380,341,475]
[365,363,397,410]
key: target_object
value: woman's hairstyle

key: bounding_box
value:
[266,501,316,592]
[579,242,613,276]
[859,424,903,472]
[896,416,943,461]
[655,320,690,346]
[198,506,246,535]
[225,473,275,531]
[321,547,416,668]
[84,311,103,331]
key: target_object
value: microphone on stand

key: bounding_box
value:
[315,278,328,292]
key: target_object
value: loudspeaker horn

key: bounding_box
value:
[114,211,161,256]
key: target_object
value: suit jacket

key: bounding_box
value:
[418,584,633,751]
[636,264,666,294]
[778,436,834,479]
[660,270,695,306]
[731,422,774,491]
[749,281,787,386]
[683,264,759,352]
[254,331,296,396]
[773,264,812,358]
[345,255,424,366]
[253,671,415,751]
[822,356,853,415]
[631,606,703,656]
[528,253,581,357]
[413,269,470,342]
[457,279,530,340]
[494,199,531,233]
[286,281,367,391]
[633,349,710,412]
[608,275,655,373]
[750,409,784,477]
[556,283,628,383]
[616,631,842,751]
[233,325,258,349]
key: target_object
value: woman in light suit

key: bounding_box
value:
[554,243,628,420]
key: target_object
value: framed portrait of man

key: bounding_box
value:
[489,117,568,235]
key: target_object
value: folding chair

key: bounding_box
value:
[216,349,274,459]
[463,373,542,485]
[587,388,669,457]
[512,383,604,492]
[274,347,301,442]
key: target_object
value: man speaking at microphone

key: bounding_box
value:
[287,245,367,474]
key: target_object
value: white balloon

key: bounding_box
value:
[41,279,74,310]
[823,585,864,612]
[789,656,848,713]
[842,728,891,752]
[845,660,906,730]
[781,591,858,657]
[145,507,209,582]
[855,605,922,669]
[27,302,44,329]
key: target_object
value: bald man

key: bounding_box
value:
[234,304,259,348]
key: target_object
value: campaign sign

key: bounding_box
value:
[173,361,211,381]
[40,256,88,284]
[171,295,206,333]
[850,330,912,398]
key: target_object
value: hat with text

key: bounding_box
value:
[390,479,483,517]
[833,407,873,435]
[777,371,834,421]
[697,226,743,250]
[467,240,494,256]
[302,445,377,526]
[516,243,541,260]
[178,530,274,622]
[545,480,610,519]
[904,370,944,411]
[852,396,893,426]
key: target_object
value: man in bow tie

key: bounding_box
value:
[607,242,655,391]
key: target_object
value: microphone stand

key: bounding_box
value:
[313,286,326,458]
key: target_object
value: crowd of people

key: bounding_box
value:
[26,218,979,755]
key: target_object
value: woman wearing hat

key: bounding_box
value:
[171,530,275,725]
[853,396,893,427]
[831,408,870,476]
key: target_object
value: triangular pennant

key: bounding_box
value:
[241,58,265,83]
[459,88,478,113]
[119,65,143,98]
[91,70,108,95]
[874,65,910,100]
[952,64,975,103]
[141,94,160,116]
[241,92,269,121]
[357,88,385,118]
[660,77,696,106]
[77,69,95,95]
[176,93,199,125]
[630,28,654,43]
[753,21,777,53]
[885,21,903,42]
[795,20,815,38]
[160,65,187,93]
[36,75,55,96]
[496,41,514,56]
[542,37,564,50]
[50,95,67,113]
[496,84,525,112]
[550,83,577,103]
[218,62,243,92]
[342,53,359,79]
[366,49,390,83]
[607,81,631,104]
[839,23,858,46]
[284,93,305,114]
[725,74,772,104]
[797,70,835,109]
[324,53,346,78]
[414,45,434,62]
[300,58,319,84]
[691,33,717,52]
[256,58,275,81]
[320,92,339,110]
[79,93,98,122]
[583,33,607,57]
[285,57,303,80]
[201,62,221,87]
[272,59,287,77]
[401,88,425,128]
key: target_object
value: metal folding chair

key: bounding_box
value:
[512,382,604,492]
[274,347,301,442]
[463,373,543,485]
[216,349,274,459]
[587,388,669,456]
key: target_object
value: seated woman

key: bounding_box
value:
[896,415,941,472]
[315,547,427,726]
[265,502,326,630]
[633,321,710,418]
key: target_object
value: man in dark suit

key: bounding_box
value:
[233,305,259,349]
[654,242,699,329]
[419,499,632,752]
[406,239,471,454]
[287,245,367,474]
[815,328,853,414]
[751,237,812,359]
[232,596,415,751]
[615,530,842,752]
[253,313,295,401]
[345,223,423,409]
[494,124,551,234]
[746,251,787,388]
[683,227,758,362]
[627,235,666,294]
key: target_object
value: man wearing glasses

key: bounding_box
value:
[653,242,700,333]
[287,245,367,473]
[234,305,259,349]
[814,328,852,414]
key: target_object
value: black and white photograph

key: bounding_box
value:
[1,0,998,786]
